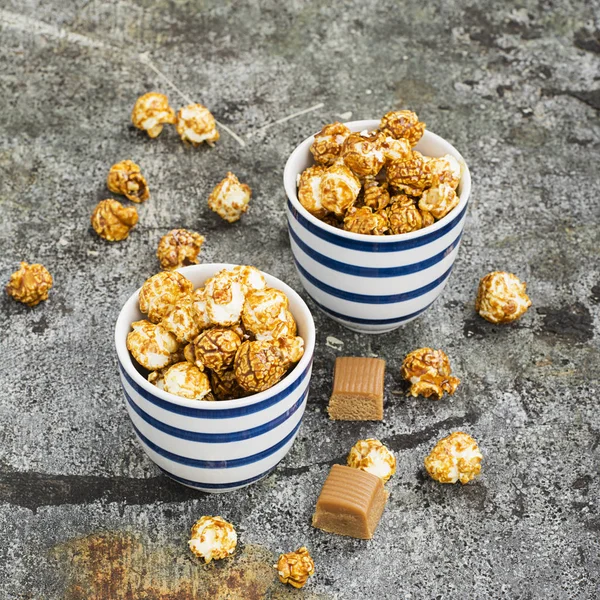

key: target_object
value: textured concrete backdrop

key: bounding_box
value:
[0,1,599,598]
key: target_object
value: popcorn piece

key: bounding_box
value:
[139,271,193,323]
[229,265,267,294]
[91,199,138,242]
[205,269,246,327]
[208,172,251,223]
[234,339,290,393]
[188,327,242,373]
[418,183,459,220]
[275,546,315,589]
[163,361,212,400]
[347,438,396,483]
[379,110,425,146]
[191,287,213,331]
[148,368,167,390]
[126,320,180,371]
[401,347,460,399]
[427,154,461,189]
[176,103,219,146]
[6,262,53,307]
[475,271,531,324]
[131,92,176,138]
[321,213,343,228]
[420,210,435,228]
[386,151,432,197]
[241,288,289,338]
[310,122,351,166]
[386,195,423,235]
[211,369,246,400]
[363,178,391,211]
[157,229,205,271]
[425,432,483,484]
[297,165,328,219]
[160,296,200,343]
[276,334,304,364]
[320,164,361,217]
[188,516,237,563]
[379,136,411,164]
[343,206,388,235]
[106,160,149,203]
[341,131,385,178]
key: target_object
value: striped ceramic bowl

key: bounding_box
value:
[284,119,471,334]
[114,264,315,493]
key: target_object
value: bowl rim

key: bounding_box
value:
[283,119,471,242]
[114,263,316,410]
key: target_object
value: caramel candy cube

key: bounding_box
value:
[328,357,385,420]
[312,465,388,539]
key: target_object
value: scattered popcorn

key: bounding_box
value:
[230,265,267,294]
[418,183,459,220]
[379,110,425,146]
[139,271,194,323]
[320,163,361,217]
[210,369,246,400]
[91,199,138,242]
[188,516,237,563]
[241,288,289,338]
[188,327,242,373]
[163,361,212,400]
[386,151,433,197]
[343,206,388,235]
[401,347,460,399]
[234,339,290,393]
[425,432,482,484]
[131,92,176,138]
[363,178,391,211]
[126,320,180,371]
[6,262,53,307]
[176,103,219,146]
[275,546,315,589]
[310,122,351,166]
[380,136,411,164]
[205,269,246,327]
[160,296,200,343]
[297,165,328,219]
[427,154,461,189]
[386,195,424,234]
[341,131,385,178]
[156,229,205,271]
[106,160,149,203]
[208,172,251,223]
[476,271,531,324]
[347,438,396,483]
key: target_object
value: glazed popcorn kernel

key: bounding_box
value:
[211,369,246,400]
[189,516,237,563]
[275,334,304,364]
[234,339,290,393]
[476,271,532,324]
[379,110,425,146]
[386,195,423,235]
[401,347,460,400]
[139,271,194,323]
[229,265,267,295]
[191,287,214,331]
[157,229,205,271]
[275,546,315,589]
[310,122,351,166]
[425,431,482,484]
[131,92,176,138]
[380,135,411,164]
[341,131,385,178]
[347,438,397,483]
[189,326,242,373]
[427,154,461,190]
[91,199,138,242]
[208,172,251,223]
[6,262,53,307]
[386,151,433,197]
[241,287,289,337]
[126,320,180,371]
[319,163,361,217]
[148,368,167,390]
[343,206,388,235]
[106,160,149,203]
[163,361,212,400]
[159,296,200,343]
[176,103,219,146]
[363,178,391,211]
[418,183,459,220]
[205,269,246,327]
[297,165,329,219]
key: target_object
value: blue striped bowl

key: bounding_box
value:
[284,120,472,334]
[114,264,315,493]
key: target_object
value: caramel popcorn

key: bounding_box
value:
[343,206,388,235]
[420,209,435,228]
[276,334,304,364]
[91,199,138,242]
[380,135,411,164]
[363,178,391,211]
[205,269,246,327]
[6,262,53,307]
[156,229,205,271]
[386,151,433,197]
[160,296,200,343]
[188,327,242,373]
[241,288,289,338]
[425,432,482,484]
[148,369,166,390]
[347,438,396,483]
[475,271,532,324]
[234,339,290,393]
[191,287,213,331]
[230,265,267,294]
[380,110,425,146]
[297,165,328,219]
[106,160,149,203]
[418,183,459,220]
[176,103,219,146]
[401,348,460,400]
[427,154,461,190]
[310,122,351,166]
[189,516,237,563]
[131,92,176,138]
[139,271,194,323]
[386,195,423,235]
[211,369,246,400]
[275,546,315,589]
[320,163,361,217]
[341,131,385,178]
[208,172,251,223]
[126,320,180,371]
[163,361,211,400]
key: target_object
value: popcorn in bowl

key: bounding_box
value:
[310,122,351,166]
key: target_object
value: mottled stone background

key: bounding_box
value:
[0,1,598,598]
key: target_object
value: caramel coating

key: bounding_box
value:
[148,368,167,390]
[241,288,289,338]
[401,347,460,400]
[341,131,385,178]
[386,151,433,197]
[320,164,361,217]
[229,265,267,295]
[208,172,251,223]
[363,178,391,211]
[210,369,246,400]
[234,339,289,392]
[160,296,200,343]
[91,199,138,242]
[425,432,482,484]
[427,154,461,189]
[139,271,194,323]
[176,103,219,146]
[380,110,425,146]
[275,334,304,364]
[420,210,435,228]
[106,160,149,203]
[157,229,205,271]
[163,361,211,400]
[191,287,213,331]
[189,327,242,373]
[275,546,315,589]
[379,135,411,164]
[205,269,246,327]
[386,195,423,234]
[418,183,459,220]
[347,438,397,483]
[189,516,237,563]
[310,122,351,166]
[297,165,328,219]
[343,206,388,235]
[6,262,53,307]
[475,271,531,324]
[131,92,176,138]
[126,320,180,371]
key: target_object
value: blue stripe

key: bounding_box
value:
[158,465,277,490]
[118,359,311,418]
[124,385,308,443]
[287,198,467,252]
[130,417,303,469]
[289,224,463,277]
[294,258,454,304]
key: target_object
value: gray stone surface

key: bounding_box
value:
[0,0,599,598]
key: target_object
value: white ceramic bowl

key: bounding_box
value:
[114,264,315,493]
[284,120,471,334]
